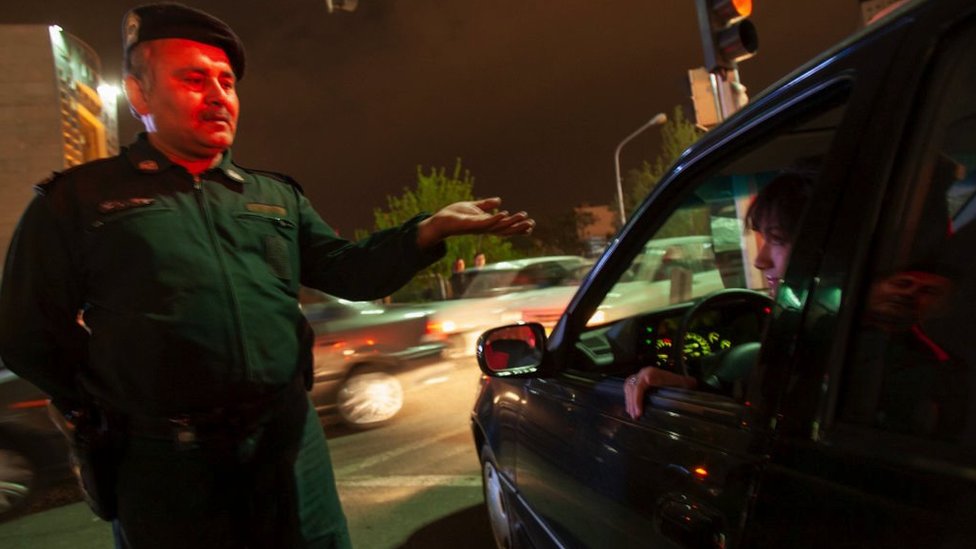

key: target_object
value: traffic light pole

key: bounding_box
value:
[691,0,756,128]
[714,68,746,122]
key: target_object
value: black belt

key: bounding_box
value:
[122,377,306,448]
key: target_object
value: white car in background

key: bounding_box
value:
[506,236,728,331]
[423,256,591,357]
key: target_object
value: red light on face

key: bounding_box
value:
[763,306,771,315]
[693,466,709,478]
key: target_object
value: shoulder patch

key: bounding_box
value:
[240,167,305,195]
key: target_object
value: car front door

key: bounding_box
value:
[512,63,879,546]
[745,6,976,546]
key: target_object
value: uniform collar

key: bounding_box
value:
[125,133,249,183]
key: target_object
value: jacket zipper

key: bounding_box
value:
[194,175,253,382]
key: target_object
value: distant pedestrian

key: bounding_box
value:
[451,256,468,297]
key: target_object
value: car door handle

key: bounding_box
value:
[658,494,726,548]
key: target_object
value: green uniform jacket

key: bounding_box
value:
[0,134,444,417]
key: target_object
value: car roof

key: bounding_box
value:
[470,256,586,273]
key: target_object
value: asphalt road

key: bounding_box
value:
[0,357,497,549]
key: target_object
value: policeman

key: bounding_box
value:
[0,3,533,548]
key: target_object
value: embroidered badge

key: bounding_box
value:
[245,203,287,216]
[137,160,159,172]
[97,198,156,214]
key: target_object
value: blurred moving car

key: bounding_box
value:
[300,289,446,428]
[0,365,71,518]
[424,256,591,357]
[510,236,722,331]
[471,1,976,546]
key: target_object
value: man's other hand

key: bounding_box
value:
[416,197,535,250]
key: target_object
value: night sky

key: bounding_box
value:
[2,1,862,236]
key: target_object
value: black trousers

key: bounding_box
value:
[111,393,347,548]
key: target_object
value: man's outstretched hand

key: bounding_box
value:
[416,197,535,250]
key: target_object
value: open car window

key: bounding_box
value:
[572,87,852,399]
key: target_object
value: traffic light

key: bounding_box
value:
[695,0,758,72]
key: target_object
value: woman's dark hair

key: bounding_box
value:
[745,172,815,242]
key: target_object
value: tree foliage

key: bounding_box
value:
[623,105,702,215]
[356,159,521,301]
[522,208,597,257]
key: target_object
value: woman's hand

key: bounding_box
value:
[624,366,697,419]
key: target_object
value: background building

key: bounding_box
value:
[0,24,118,268]
[575,203,617,257]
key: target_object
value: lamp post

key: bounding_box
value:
[613,112,667,225]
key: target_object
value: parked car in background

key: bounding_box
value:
[300,289,446,428]
[424,256,592,357]
[0,366,71,518]
[472,1,976,547]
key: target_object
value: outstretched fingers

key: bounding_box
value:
[490,213,534,236]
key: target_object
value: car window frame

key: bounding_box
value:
[550,78,856,399]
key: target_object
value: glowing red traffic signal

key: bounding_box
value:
[695,0,759,72]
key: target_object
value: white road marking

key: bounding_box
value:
[337,475,481,487]
[333,426,469,477]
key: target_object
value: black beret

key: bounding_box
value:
[122,3,246,80]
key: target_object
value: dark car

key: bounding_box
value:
[300,289,446,428]
[471,1,976,547]
[0,366,71,518]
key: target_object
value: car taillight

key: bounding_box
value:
[425,320,456,334]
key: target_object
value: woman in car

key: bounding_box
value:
[624,172,813,419]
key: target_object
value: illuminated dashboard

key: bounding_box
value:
[633,303,764,369]
[636,317,734,368]
[574,295,768,374]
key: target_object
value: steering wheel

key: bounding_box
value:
[668,288,773,379]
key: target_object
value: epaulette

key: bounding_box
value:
[33,155,122,196]
[33,171,66,196]
[240,167,305,194]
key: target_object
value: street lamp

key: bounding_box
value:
[614,112,667,225]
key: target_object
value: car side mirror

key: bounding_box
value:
[476,323,547,376]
